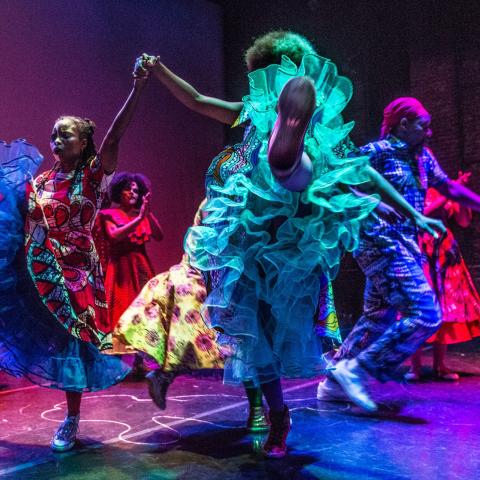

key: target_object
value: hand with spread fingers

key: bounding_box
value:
[455,170,471,186]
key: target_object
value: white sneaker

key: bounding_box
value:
[316,377,349,402]
[331,359,378,412]
[51,414,80,452]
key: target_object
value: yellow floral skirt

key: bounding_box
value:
[115,258,226,372]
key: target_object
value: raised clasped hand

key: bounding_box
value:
[133,55,149,79]
[140,53,160,70]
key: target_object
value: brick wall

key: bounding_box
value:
[220,0,480,325]
[408,2,480,286]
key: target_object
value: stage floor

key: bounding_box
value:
[1,350,480,480]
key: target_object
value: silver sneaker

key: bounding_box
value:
[51,414,80,452]
[331,359,378,412]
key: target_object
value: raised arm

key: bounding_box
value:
[144,191,164,241]
[144,55,243,125]
[99,60,149,173]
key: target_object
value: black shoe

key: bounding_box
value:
[146,370,175,410]
[263,405,291,459]
[129,353,149,381]
[268,77,316,172]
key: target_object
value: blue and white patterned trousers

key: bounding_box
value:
[334,231,442,381]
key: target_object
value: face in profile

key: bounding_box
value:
[50,118,86,164]
[401,115,432,148]
[120,181,140,209]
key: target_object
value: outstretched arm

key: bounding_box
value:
[435,176,480,213]
[99,61,148,173]
[357,166,446,237]
[145,55,243,125]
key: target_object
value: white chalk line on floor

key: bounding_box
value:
[0,379,319,477]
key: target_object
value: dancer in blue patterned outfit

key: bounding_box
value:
[318,97,480,411]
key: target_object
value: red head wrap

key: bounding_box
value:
[380,97,430,139]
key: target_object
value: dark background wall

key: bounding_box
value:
[0,0,225,271]
[2,0,480,329]
[220,0,480,328]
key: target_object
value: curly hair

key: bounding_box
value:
[245,30,317,72]
[110,171,151,209]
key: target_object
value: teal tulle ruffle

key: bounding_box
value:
[185,55,378,384]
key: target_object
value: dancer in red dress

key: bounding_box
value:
[96,172,163,356]
[407,172,480,381]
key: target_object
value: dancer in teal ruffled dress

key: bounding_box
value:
[140,31,443,458]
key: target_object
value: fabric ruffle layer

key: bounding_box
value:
[0,140,129,391]
[185,55,378,385]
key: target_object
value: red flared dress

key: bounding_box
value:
[420,188,480,344]
[96,208,156,334]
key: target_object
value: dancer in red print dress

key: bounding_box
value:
[26,129,114,344]
[24,57,150,452]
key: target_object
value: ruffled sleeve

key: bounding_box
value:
[0,139,43,287]
[0,139,43,203]
[83,156,115,208]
